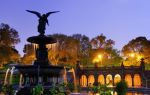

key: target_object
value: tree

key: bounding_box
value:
[48,34,79,66]
[72,34,91,66]
[22,44,36,64]
[122,36,150,66]
[0,46,20,65]
[0,23,20,46]
[91,34,115,49]
[0,23,20,66]
[115,80,128,95]
[90,34,122,67]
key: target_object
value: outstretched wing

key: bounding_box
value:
[45,11,59,18]
[26,10,41,18]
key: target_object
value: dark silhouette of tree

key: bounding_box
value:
[122,36,150,66]
[72,34,91,66]
[91,34,115,49]
[0,23,20,66]
[22,44,36,64]
[0,23,20,46]
[90,34,122,66]
[115,80,128,95]
[48,34,78,66]
[47,34,91,67]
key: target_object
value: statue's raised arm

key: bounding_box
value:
[26,10,59,35]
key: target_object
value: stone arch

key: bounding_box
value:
[125,74,132,87]
[98,74,105,84]
[88,75,95,86]
[106,74,113,87]
[134,74,141,87]
[114,74,121,85]
[80,75,87,87]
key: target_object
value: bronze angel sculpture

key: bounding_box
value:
[26,10,59,35]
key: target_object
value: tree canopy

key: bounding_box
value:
[48,34,86,67]
[0,23,20,46]
[0,23,20,66]
[122,36,150,66]
[22,44,36,64]
[90,34,122,67]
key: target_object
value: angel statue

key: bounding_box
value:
[26,10,59,35]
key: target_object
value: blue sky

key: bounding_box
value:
[0,0,150,56]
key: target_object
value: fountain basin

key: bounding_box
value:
[15,65,64,75]
[27,35,56,44]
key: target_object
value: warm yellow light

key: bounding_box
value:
[137,55,142,61]
[93,58,99,63]
[98,54,102,60]
[93,54,103,63]
[130,53,135,58]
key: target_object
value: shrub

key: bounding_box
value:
[115,80,128,95]
[2,84,14,95]
[32,84,44,95]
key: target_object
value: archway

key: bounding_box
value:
[80,75,87,87]
[134,74,141,87]
[98,74,105,84]
[88,75,95,86]
[106,74,113,87]
[125,74,132,87]
[114,74,121,85]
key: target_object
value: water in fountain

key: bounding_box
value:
[9,66,15,84]
[71,68,77,92]
[63,66,67,84]
[19,74,23,87]
[4,68,10,85]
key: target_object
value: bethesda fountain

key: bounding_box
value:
[4,10,68,95]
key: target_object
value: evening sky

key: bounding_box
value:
[0,0,150,56]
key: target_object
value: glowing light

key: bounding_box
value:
[114,74,121,85]
[106,74,113,87]
[130,53,135,58]
[125,74,132,87]
[80,75,87,87]
[93,54,103,63]
[88,75,95,86]
[134,74,141,87]
[98,54,102,59]
[137,55,143,61]
[98,75,105,84]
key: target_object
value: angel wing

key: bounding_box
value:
[26,10,41,18]
[45,11,59,18]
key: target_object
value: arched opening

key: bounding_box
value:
[125,74,132,87]
[98,74,105,84]
[88,75,95,86]
[80,75,87,87]
[134,74,141,87]
[106,74,113,87]
[114,74,121,85]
